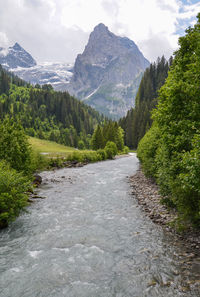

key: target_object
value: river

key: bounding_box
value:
[0,154,199,297]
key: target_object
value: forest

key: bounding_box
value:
[137,14,200,227]
[119,56,172,149]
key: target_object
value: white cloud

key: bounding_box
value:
[0,0,199,63]
[0,32,9,48]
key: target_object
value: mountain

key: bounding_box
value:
[0,43,36,68]
[0,43,73,91]
[67,23,150,118]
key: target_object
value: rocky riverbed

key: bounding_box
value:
[130,168,200,254]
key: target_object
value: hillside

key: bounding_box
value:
[0,65,104,148]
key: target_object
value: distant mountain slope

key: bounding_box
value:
[0,43,36,68]
[0,43,73,90]
[67,23,150,118]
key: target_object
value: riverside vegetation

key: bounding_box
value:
[137,14,200,228]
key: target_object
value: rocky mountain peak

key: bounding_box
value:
[12,42,22,50]
[67,23,150,118]
[0,43,36,69]
[93,23,109,33]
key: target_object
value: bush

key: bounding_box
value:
[0,117,32,173]
[172,134,200,225]
[137,125,160,177]
[67,151,84,163]
[123,146,129,154]
[97,149,107,160]
[105,141,117,159]
[78,140,85,150]
[0,161,31,228]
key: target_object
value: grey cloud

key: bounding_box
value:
[101,0,119,17]
[0,0,89,62]
[138,34,177,62]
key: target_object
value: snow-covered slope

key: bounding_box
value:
[10,62,73,91]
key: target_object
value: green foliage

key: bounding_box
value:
[0,161,31,228]
[91,121,125,152]
[105,141,117,159]
[123,146,129,154]
[138,14,200,227]
[137,125,160,177]
[66,151,103,163]
[97,149,107,160]
[77,140,85,150]
[120,56,171,148]
[0,67,104,149]
[0,117,32,173]
[91,125,104,150]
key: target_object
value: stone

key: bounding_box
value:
[33,174,42,186]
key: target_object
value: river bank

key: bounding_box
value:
[130,168,200,254]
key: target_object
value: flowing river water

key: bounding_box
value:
[0,154,199,297]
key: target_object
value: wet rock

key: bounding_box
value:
[33,174,42,186]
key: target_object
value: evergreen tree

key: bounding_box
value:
[119,56,171,148]
[91,125,104,150]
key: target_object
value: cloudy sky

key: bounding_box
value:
[0,0,199,63]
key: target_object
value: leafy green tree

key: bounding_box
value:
[138,14,200,226]
[115,126,124,151]
[78,140,85,150]
[91,125,104,150]
[105,141,117,159]
[0,117,32,173]
[0,161,30,228]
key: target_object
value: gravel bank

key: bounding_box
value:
[130,168,200,254]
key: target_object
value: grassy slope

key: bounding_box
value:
[28,137,91,157]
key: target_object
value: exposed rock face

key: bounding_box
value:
[0,43,37,69]
[68,23,150,118]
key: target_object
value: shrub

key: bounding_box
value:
[137,125,160,177]
[171,134,200,225]
[77,140,85,150]
[105,141,117,159]
[0,117,32,173]
[123,146,129,154]
[0,161,31,228]
[67,152,84,162]
[97,149,107,160]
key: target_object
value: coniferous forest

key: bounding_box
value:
[119,56,172,148]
